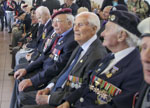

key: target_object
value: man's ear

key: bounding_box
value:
[117,30,128,42]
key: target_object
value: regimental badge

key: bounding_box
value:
[54,54,59,61]
[52,48,61,61]
[80,59,83,63]
[49,54,54,58]
[80,97,84,103]
[96,90,112,105]
[29,34,32,38]
[42,32,46,39]
[106,66,119,78]
[67,75,82,89]
[89,75,122,105]
[106,72,112,78]
[111,66,119,74]
[96,68,101,73]
[99,63,103,67]
[109,15,116,21]
[58,41,63,45]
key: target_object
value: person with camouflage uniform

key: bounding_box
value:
[127,0,149,20]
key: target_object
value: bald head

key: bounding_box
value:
[76,12,100,32]
[36,6,51,24]
[74,12,100,45]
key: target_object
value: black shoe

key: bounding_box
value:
[8,71,14,76]
[8,31,12,33]
[9,47,12,50]
[9,44,12,47]
[10,51,12,54]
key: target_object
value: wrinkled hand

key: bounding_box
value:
[57,101,70,108]
[14,69,27,79]
[37,88,50,96]
[36,94,49,105]
[22,44,27,49]
[26,53,32,61]
[18,79,32,91]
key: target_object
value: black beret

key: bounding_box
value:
[138,17,150,38]
[109,10,141,37]
[18,11,25,17]
[30,7,36,12]
[51,8,72,20]
[111,4,128,11]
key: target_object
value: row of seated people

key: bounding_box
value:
[8,4,150,108]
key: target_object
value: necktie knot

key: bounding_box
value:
[108,54,114,61]
[77,47,83,54]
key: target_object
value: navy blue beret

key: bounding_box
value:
[51,8,72,20]
[18,11,25,17]
[109,10,141,37]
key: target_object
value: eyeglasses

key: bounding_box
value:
[52,19,68,24]
[73,22,92,28]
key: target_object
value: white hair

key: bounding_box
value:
[116,25,141,47]
[35,6,51,16]
[75,12,100,33]
[66,14,74,26]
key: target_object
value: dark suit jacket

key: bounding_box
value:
[48,38,107,106]
[66,48,143,108]
[26,23,39,48]
[26,29,78,88]
[135,82,149,108]
[30,20,53,61]
[36,19,53,52]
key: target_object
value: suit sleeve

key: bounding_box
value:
[25,54,45,73]
[30,41,77,88]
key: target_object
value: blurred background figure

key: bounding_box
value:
[60,0,78,16]
[127,0,149,20]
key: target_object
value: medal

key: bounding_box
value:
[71,82,75,88]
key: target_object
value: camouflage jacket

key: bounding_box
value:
[127,0,149,20]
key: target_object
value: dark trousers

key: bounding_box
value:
[0,16,4,31]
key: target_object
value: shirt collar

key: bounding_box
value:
[44,18,51,27]
[81,34,97,51]
[60,27,72,37]
[57,28,73,42]
[114,47,135,62]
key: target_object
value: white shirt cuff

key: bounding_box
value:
[46,83,54,90]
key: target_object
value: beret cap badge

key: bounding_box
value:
[109,15,116,21]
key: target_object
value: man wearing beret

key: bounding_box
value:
[134,17,150,108]
[10,8,78,108]
[58,10,143,108]
[18,11,107,108]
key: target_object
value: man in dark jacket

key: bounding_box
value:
[57,10,143,108]
[134,17,150,108]
[0,3,4,31]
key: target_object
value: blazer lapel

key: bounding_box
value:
[100,48,139,80]
[135,82,149,108]
[72,39,100,72]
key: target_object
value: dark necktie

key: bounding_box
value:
[52,47,83,92]
[51,35,62,51]
[147,88,150,102]
[96,53,114,75]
